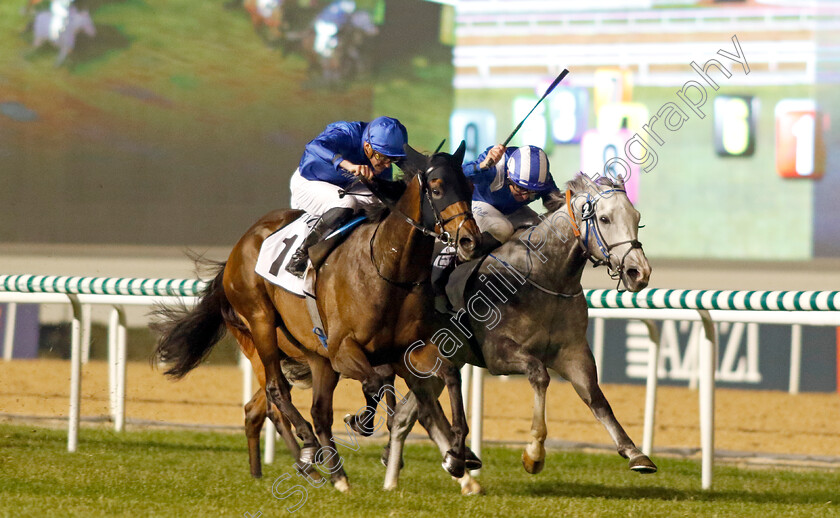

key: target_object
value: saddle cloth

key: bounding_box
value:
[255,211,367,349]
[255,213,321,296]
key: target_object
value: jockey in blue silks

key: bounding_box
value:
[286,115,408,277]
[464,144,559,244]
[432,143,559,313]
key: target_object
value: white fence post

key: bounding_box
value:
[697,310,716,490]
[641,319,660,456]
[2,302,17,361]
[592,317,605,382]
[789,324,802,395]
[115,306,127,433]
[240,351,253,407]
[68,294,83,453]
[108,308,119,419]
[264,420,276,465]
[469,366,484,477]
[81,304,92,364]
[461,364,472,418]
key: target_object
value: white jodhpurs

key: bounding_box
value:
[289,169,383,217]
[472,200,540,243]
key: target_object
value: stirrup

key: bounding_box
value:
[285,249,309,278]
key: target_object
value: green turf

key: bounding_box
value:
[0,423,837,517]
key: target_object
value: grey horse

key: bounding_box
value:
[32,6,95,66]
[382,173,656,492]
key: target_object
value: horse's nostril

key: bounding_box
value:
[626,268,640,281]
[459,237,475,250]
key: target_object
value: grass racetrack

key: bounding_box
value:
[1,360,840,517]
[1,423,838,518]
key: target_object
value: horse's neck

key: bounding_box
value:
[374,177,433,280]
[504,208,587,291]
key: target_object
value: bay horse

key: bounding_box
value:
[380,173,657,491]
[153,142,482,492]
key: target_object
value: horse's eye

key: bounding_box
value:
[599,216,610,224]
[431,188,442,197]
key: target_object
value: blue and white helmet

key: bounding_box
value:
[363,116,408,158]
[507,146,550,191]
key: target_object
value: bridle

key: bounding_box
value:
[564,187,643,290]
[340,161,475,288]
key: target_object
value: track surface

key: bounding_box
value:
[1,359,839,463]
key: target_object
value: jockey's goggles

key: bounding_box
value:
[370,149,398,163]
[508,180,537,200]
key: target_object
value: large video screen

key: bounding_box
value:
[3,0,839,262]
[0,0,451,247]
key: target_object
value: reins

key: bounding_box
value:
[488,251,583,298]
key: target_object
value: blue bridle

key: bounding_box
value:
[567,187,643,286]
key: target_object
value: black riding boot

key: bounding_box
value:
[286,207,354,278]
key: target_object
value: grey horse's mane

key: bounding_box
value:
[542,173,622,214]
[564,172,622,193]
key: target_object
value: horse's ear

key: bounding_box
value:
[452,140,467,164]
[580,172,600,191]
[542,189,565,213]
[400,143,427,180]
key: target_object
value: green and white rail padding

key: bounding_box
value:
[0,274,207,297]
[585,288,840,311]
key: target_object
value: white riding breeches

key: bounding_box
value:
[289,169,383,217]
[472,200,540,243]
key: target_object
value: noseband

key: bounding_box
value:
[565,187,643,289]
[418,166,474,248]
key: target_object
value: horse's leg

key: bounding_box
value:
[385,377,482,495]
[481,337,551,475]
[405,344,469,478]
[55,33,72,66]
[331,340,388,439]
[307,357,350,492]
[246,382,324,481]
[251,316,321,464]
[381,389,415,490]
[244,389,267,478]
[378,364,397,434]
[551,344,657,473]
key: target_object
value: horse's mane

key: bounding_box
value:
[564,172,622,193]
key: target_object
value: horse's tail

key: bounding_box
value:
[150,260,232,379]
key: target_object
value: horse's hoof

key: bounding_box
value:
[459,477,484,496]
[442,450,466,478]
[333,477,351,493]
[299,445,319,465]
[629,454,658,474]
[343,413,374,438]
[464,449,482,471]
[521,450,545,475]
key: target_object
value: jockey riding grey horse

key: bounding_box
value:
[31,1,95,66]
[381,173,656,493]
